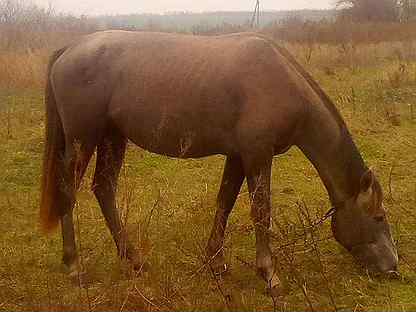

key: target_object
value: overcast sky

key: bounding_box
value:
[32,0,335,16]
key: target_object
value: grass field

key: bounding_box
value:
[0,40,416,311]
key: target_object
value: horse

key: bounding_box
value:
[40,31,398,293]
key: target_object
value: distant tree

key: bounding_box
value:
[0,0,96,50]
[336,0,399,22]
[398,0,416,21]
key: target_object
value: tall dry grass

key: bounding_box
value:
[265,19,416,45]
[262,18,416,74]
[1,11,416,91]
[0,50,48,89]
[0,31,89,90]
[285,40,416,70]
[0,0,96,91]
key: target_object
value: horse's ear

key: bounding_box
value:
[360,168,374,193]
[357,169,374,209]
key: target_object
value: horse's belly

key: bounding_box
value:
[128,131,229,158]
[109,91,239,157]
[113,111,234,158]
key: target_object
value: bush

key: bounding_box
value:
[0,0,96,51]
[264,18,416,45]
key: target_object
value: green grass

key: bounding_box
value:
[0,53,416,311]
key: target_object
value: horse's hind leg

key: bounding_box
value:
[92,130,138,266]
[206,156,245,274]
[61,143,95,275]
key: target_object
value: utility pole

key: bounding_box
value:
[250,0,260,28]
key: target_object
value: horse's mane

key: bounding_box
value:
[252,33,368,192]
[251,33,347,128]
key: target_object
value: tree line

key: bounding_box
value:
[337,0,416,22]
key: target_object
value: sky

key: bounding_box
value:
[32,0,334,16]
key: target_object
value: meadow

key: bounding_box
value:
[1,23,416,311]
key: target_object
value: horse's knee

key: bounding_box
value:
[91,182,102,199]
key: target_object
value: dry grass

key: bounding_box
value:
[0,50,49,89]
[0,30,90,91]
[2,21,416,90]
[285,40,416,71]
[265,21,416,45]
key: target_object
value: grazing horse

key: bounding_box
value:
[40,31,398,293]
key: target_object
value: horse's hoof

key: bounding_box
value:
[124,247,148,273]
[264,272,282,298]
[212,263,229,276]
[133,260,149,273]
[206,252,229,276]
[268,285,283,298]
[69,270,89,288]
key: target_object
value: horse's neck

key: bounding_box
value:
[296,100,367,204]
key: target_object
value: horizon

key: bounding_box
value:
[96,8,335,16]
[32,0,335,16]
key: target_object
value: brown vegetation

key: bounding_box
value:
[1,0,416,91]
[336,0,398,22]
[265,19,416,45]
[1,17,416,91]
[0,0,96,89]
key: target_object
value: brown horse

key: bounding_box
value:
[40,31,398,293]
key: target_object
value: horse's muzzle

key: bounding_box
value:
[351,236,398,273]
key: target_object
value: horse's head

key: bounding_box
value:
[331,169,398,273]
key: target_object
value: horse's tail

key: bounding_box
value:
[40,47,67,233]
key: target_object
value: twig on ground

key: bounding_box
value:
[134,285,162,311]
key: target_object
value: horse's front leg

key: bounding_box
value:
[206,156,245,274]
[244,155,280,293]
